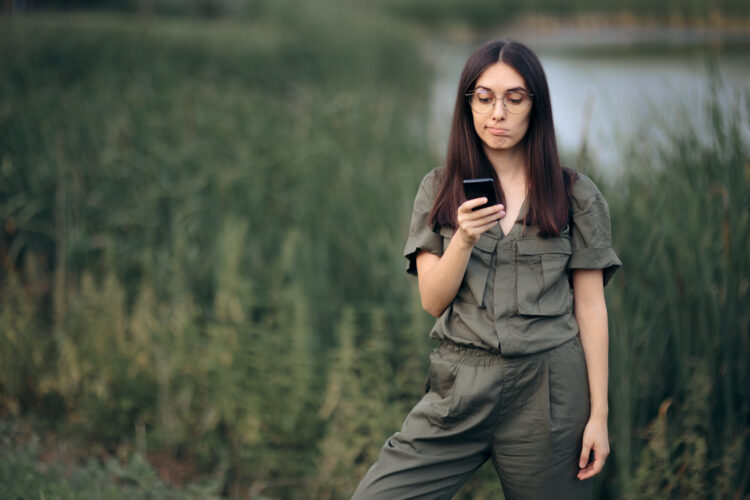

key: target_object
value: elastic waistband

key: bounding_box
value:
[434,335,579,367]
[433,338,503,367]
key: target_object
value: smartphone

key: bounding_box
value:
[463,178,498,211]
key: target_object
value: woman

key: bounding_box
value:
[352,39,621,499]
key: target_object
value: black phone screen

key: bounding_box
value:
[462,178,498,211]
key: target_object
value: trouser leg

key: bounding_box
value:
[353,337,593,500]
[352,434,490,500]
[352,348,503,499]
[490,336,592,500]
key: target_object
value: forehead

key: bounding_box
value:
[474,62,527,92]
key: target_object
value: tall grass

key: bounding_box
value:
[0,9,435,497]
[604,81,750,498]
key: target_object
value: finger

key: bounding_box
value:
[470,210,505,227]
[577,462,601,481]
[591,446,607,475]
[479,220,497,234]
[591,455,606,476]
[577,458,595,480]
[458,208,503,227]
[579,441,592,469]
[459,197,489,212]
[470,220,501,236]
[577,450,606,480]
[460,216,504,238]
[458,206,504,227]
[471,203,504,218]
[460,197,505,214]
[577,467,594,480]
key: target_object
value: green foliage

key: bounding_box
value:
[0,422,222,499]
[314,307,409,498]
[59,270,157,442]
[625,368,711,499]
[0,262,46,415]
[0,8,433,497]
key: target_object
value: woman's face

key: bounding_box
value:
[470,61,532,155]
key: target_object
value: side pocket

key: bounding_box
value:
[422,353,460,426]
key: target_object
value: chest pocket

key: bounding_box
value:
[440,226,496,308]
[515,232,572,316]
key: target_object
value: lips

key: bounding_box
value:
[487,127,509,136]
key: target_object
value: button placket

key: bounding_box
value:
[466,232,497,308]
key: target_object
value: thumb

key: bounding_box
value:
[579,440,592,468]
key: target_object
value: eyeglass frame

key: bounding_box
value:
[465,88,535,114]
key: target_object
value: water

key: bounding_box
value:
[424,27,750,175]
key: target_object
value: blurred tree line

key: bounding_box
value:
[1,3,748,499]
[5,0,750,23]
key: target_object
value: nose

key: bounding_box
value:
[491,98,506,120]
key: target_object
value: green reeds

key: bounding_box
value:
[0,10,434,497]
[605,81,749,498]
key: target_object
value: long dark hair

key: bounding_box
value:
[428,39,575,237]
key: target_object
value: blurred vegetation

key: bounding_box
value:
[375,0,750,30]
[1,3,749,500]
[0,6,436,498]
[12,0,750,28]
[1,420,223,499]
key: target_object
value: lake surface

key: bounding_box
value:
[424,26,750,175]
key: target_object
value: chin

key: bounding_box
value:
[486,139,521,153]
[489,138,512,148]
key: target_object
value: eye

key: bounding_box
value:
[474,90,494,104]
[505,92,525,104]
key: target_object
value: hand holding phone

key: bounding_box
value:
[457,178,504,246]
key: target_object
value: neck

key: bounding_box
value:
[484,143,526,184]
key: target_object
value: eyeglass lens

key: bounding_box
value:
[469,90,531,114]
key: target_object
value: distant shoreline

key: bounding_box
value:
[420,13,750,47]
[515,12,750,31]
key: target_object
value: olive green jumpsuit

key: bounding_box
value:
[352,167,621,500]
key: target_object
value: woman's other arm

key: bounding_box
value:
[573,268,610,480]
[415,198,504,317]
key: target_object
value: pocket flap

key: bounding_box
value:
[474,232,497,253]
[438,226,496,253]
[517,236,572,256]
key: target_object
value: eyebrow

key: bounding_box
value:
[475,85,529,93]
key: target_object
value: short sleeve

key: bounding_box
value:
[569,174,622,286]
[403,169,444,275]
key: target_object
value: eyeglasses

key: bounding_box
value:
[466,88,533,114]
